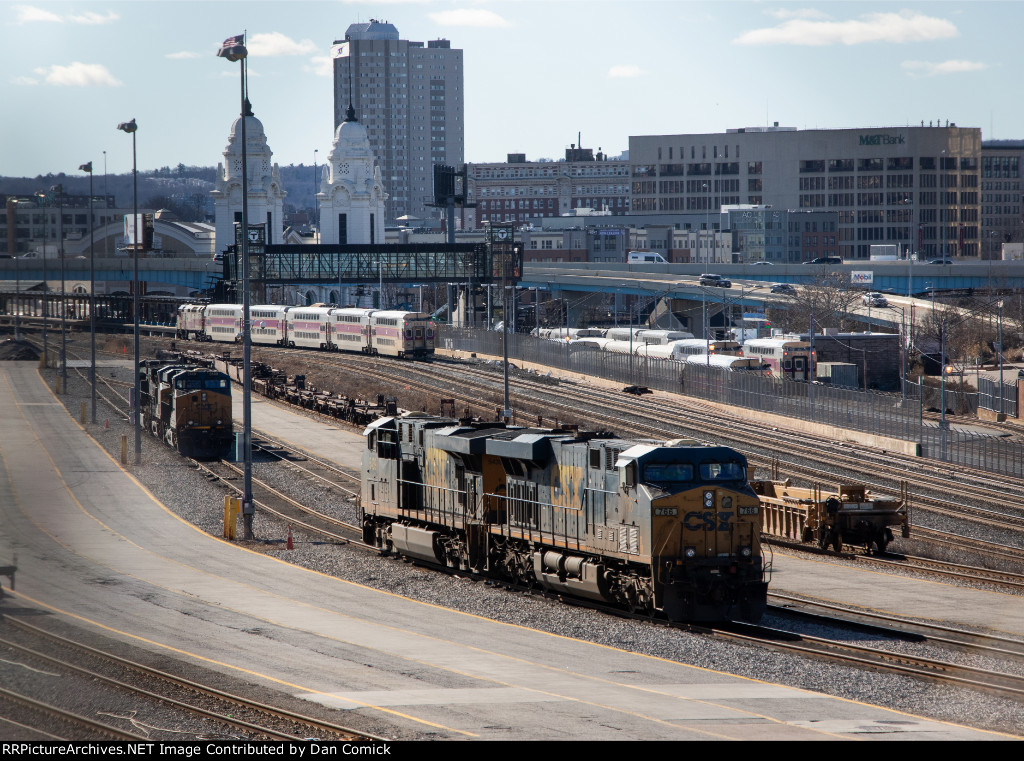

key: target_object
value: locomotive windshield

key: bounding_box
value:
[643,463,694,483]
[699,462,747,482]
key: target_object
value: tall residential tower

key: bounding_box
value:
[333,20,464,224]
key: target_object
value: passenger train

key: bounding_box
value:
[176,303,435,359]
[740,338,815,381]
[362,414,768,622]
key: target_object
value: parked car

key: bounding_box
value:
[803,256,843,265]
[770,283,796,295]
[699,273,732,288]
[861,292,888,307]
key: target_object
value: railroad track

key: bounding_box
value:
[769,592,1024,662]
[705,618,1024,702]
[23,332,1024,710]
[40,333,1024,578]
[0,617,384,741]
[0,686,146,741]
[191,457,364,543]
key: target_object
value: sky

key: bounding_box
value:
[1,0,1020,179]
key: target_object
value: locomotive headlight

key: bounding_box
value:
[684,546,697,558]
[740,546,752,558]
[704,490,714,507]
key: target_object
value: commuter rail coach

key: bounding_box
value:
[742,338,815,381]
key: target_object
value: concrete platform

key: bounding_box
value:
[0,362,1013,740]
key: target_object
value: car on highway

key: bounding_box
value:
[861,291,888,307]
[699,273,732,288]
[928,258,954,265]
[803,256,843,265]
[750,260,774,266]
[770,283,796,295]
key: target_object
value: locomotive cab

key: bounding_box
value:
[617,446,768,622]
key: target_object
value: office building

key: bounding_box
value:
[468,146,630,228]
[629,124,982,260]
[333,20,463,224]
[981,142,1024,259]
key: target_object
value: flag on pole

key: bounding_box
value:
[217,34,246,60]
[79,162,92,173]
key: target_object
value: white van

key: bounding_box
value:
[627,251,668,264]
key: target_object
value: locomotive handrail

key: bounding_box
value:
[484,491,585,553]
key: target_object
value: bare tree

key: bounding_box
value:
[766,270,860,334]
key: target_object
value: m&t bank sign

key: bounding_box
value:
[859,133,906,146]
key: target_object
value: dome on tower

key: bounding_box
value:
[227,114,266,142]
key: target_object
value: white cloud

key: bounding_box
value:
[902,59,988,78]
[12,4,62,23]
[428,9,511,28]
[12,5,118,24]
[767,8,829,21]
[304,55,334,78]
[735,10,958,46]
[67,10,119,25]
[608,65,644,78]
[33,62,122,87]
[248,32,317,57]
[166,51,201,60]
[11,75,39,86]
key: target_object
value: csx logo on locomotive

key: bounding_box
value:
[684,511,733,531]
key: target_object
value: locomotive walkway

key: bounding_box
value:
[0,362,1013,741]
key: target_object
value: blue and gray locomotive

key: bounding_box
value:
[138,360,234,460]
[361,415,767,622]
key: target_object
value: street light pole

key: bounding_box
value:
[998,300,1005,417]
[80,161,97,423]
[116,119,141,464]
[53,184,67,394]
[218,34,254,540]
[35,191,48,363]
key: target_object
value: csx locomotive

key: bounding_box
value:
[361,415,768,622]
[138,360,233,459]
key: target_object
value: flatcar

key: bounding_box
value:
[742,337,815,381]
[752,479,909,553]
[361,415,768,622]
[138,360,233,459]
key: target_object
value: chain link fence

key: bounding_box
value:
[439,326,1024,479]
